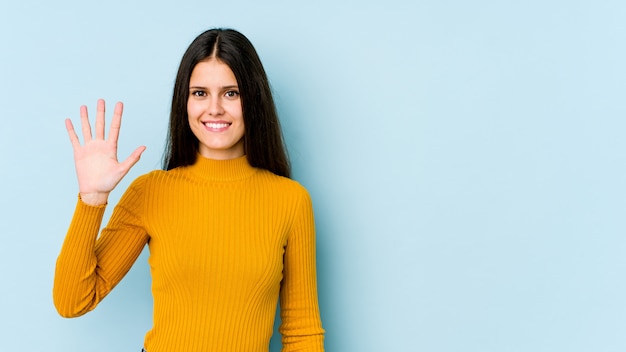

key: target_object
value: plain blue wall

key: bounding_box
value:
[1,0,626,351]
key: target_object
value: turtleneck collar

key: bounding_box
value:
[186,154,258,181]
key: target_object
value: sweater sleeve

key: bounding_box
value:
[279,188,325,351]
[53,176,149,318]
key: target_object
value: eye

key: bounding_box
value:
[191,90,207,97]
[225,90,240,99]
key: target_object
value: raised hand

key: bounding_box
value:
[65,99,146,206]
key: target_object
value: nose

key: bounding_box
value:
[207,96,224,116]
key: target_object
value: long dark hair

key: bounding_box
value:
[163,28,291,178]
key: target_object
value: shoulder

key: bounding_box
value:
[128,170,161,185]
[255,171,314,216]
[125,169,169,192]
[257,169,311,198]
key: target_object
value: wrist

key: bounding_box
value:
[79,192,109,206]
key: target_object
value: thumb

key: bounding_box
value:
[120,146,147,172]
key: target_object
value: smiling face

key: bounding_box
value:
[187,59,245,160]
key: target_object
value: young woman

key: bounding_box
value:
[53,28,325,352]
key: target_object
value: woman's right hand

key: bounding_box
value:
[65,99,146,206]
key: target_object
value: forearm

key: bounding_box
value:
[53,197,108,317]
[280,273,325,352]
[282,330,325,352]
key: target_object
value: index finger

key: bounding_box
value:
[108,101,124,145]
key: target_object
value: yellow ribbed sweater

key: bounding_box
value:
[53,155,325,351]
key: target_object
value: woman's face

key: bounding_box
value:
[187,59,245,160]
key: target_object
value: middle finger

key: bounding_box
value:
[95,98,106,140]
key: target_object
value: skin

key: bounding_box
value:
[65,60,244,206]
[187,58,245,160]
[65,99,146,206]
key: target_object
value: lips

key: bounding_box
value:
[203,121,231,131]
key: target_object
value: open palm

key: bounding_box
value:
[65,99,146,205]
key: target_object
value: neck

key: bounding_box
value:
[186,154,257,181]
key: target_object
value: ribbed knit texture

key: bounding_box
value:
[53,155,325,352]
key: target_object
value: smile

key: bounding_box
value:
[203,121,231,130]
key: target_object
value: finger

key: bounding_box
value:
[95,98,106,140]
[65,118,81,148]
[119,145,147,173]
[79,105,92,142]
[108,101,124,145]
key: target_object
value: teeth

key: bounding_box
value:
[204,122,230,129]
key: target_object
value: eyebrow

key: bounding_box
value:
[189,85,239,90]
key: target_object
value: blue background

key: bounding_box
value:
[1,0,625,351]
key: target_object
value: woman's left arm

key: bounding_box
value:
[279,188,325,351]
